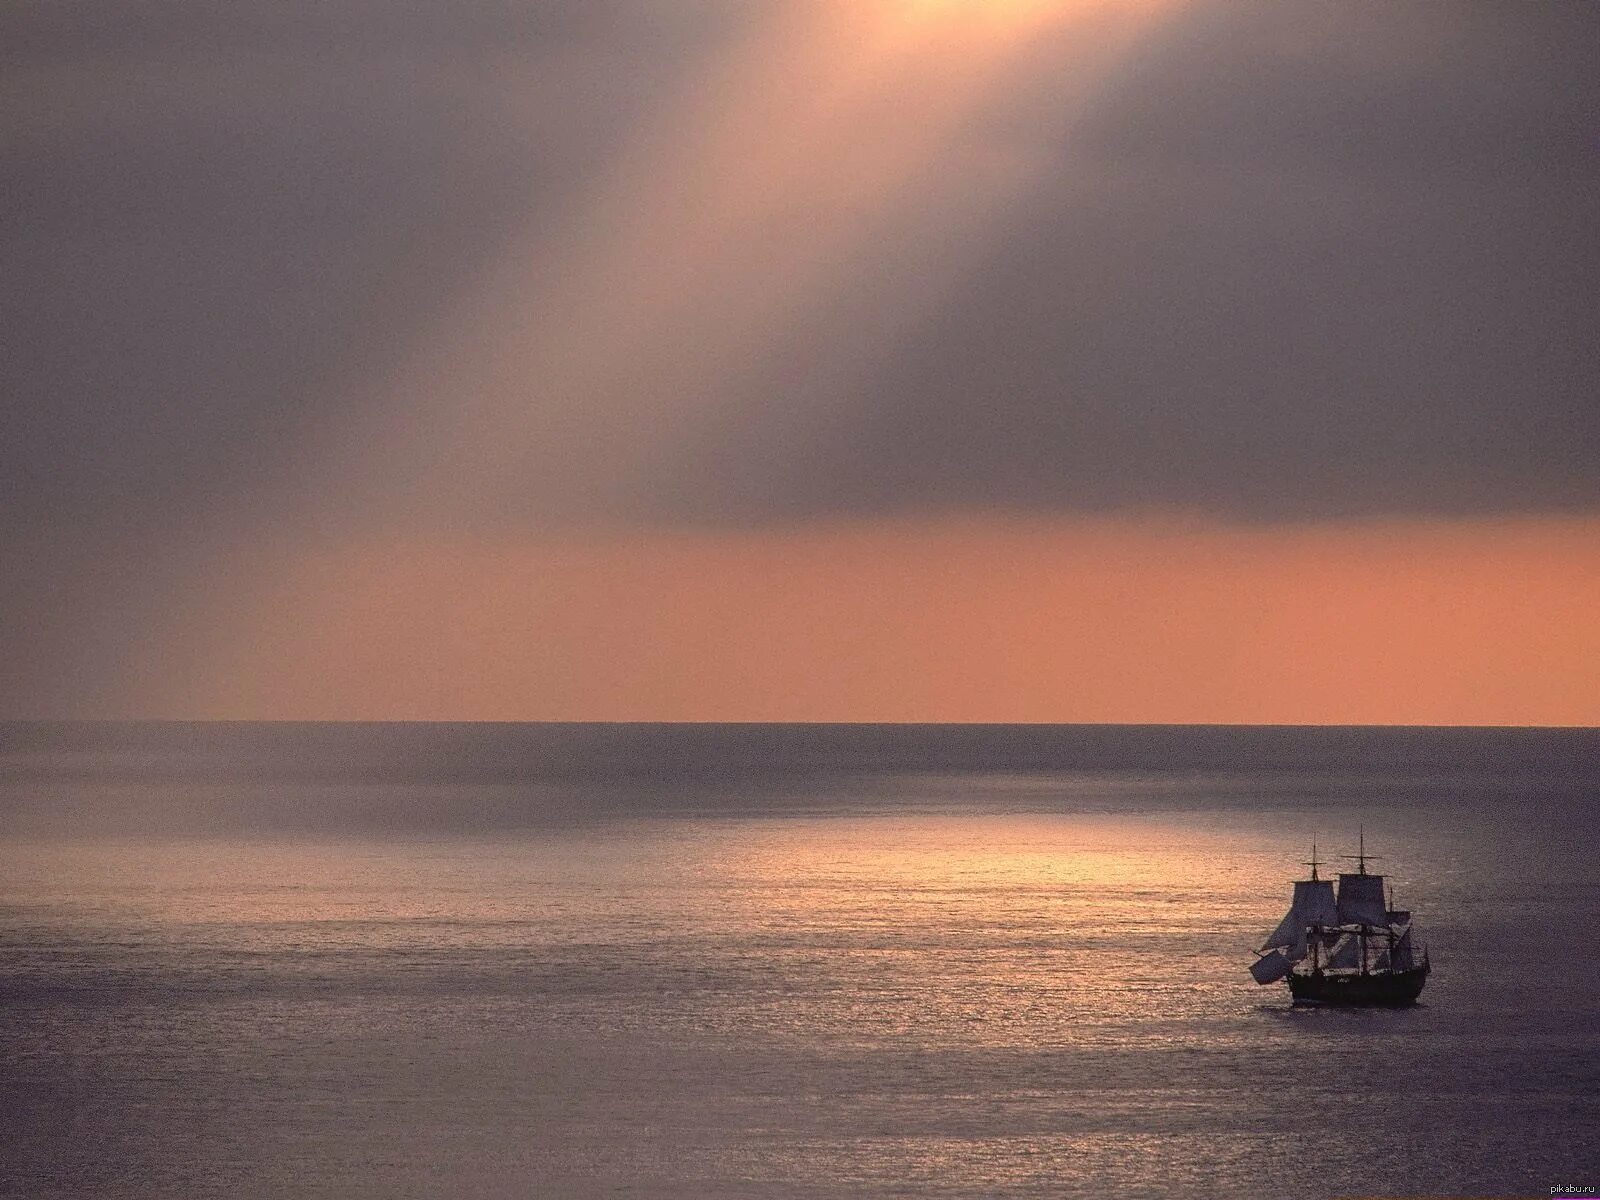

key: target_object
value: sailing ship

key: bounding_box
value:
[1249,832,1430,1006]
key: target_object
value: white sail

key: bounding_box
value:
[1336,873,1388,926]
[1392,927,1415,971]
[1261,877,1337,955]
[1284,922,1307,961]
[1293,879,1339,927]
[1323,933,1361,970]
[1261,909,1307,958]
[1250,949,1292,984]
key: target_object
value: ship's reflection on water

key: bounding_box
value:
[3,784,1597,1197]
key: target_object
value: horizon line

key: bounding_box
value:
[3,718,1596,732]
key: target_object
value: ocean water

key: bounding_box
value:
[1,723,1597,1199]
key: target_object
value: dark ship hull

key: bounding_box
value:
[1288,962,1429,1007]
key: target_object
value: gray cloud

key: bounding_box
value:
[1,1,728,534]
[648,1,1600,523]
[2,0,734,709]
[8,0,1596,533]
[3,0,1599,711]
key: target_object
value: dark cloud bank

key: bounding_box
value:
[6,0,1598,532]
[3,0,1598,709]
[669,2,1600,523]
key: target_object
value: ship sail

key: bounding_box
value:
[1392,927,1415,971]
[1292,879,1339,927]
[1323,933,1361,970]
[1336,872,1388,926]
[1260,876,1338,958]
[1250,949,1293,984]
[1261,909,1308,960]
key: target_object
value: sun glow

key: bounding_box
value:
[154,0,1224,723]
[889,0,1158,27]
[302,0,1178,527]
[157,516,1600,725]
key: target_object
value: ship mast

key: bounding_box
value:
[1302,837,1323,973]
[1386,882,1398,969]
[1338,826,1384,976]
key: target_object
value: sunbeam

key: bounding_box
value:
[301,0,1179,531]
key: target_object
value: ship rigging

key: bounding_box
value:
[1249,831,1430,1006]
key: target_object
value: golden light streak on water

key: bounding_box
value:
[1,810,1268,1040]
[7,724,1598,1194]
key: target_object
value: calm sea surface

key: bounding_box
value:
[2,723,1597,1199]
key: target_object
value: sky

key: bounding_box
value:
[4,0,1598,723]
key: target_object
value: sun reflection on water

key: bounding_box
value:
[5,791,1593,1196]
